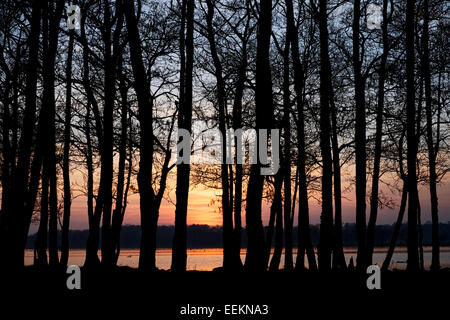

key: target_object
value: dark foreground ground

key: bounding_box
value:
[2,267,449,318]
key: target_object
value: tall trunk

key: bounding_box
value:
[244,0,273,272]
[40,0,64,268]
[124,0,156,271]
[286,0,316,271]
[406,0,420,271]
[205,0,238,270]
[367,0,389,266]
[61,29,75,267]
[81,8,101,267]
[232,44,247,270]
[101,0,122,268]
[172,0,194,272]
[281,22,293,271]
[85,104,94,254]
[330,88,346,270]
[422,0,440,271]
[112,56,128,266]
[317,0,333,272]
[353,0,367,271]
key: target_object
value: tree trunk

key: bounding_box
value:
[286,0,316,271]
[41,0,64,268]
[330,88,346,270]
[317,0,333,272]
[281,21,293,270]
[61,29,74,267]
[205,0,239,270]
[367,0,389,266]
[81,9,102,267]
[353,0,367,271]
[406,0,420,271]
[171,0,194,272]
[112,55,128,266]
[123,0,156,271]
[231,43,247,271]
[244,0,273,272]
[101,0,123,268]
[422,0,440,271]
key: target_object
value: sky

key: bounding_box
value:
[28,172,450,233]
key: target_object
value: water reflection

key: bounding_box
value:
[24,247,450,271]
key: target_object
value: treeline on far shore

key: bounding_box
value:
[26,223,450,250]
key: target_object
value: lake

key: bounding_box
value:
[24,247,450,271]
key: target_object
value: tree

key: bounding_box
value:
[316,0,333,272]
[244,0,274,272]
[61,21,75,268]
[204,0,241,270]
[123,0,156,271]
[366,0,392,266]
[422,0,440,271]
[172,0,195,272]
[406,0,420,271]
[352,0,367,271]
[286,0,316,271]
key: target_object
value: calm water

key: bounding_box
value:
[24,247,450,271]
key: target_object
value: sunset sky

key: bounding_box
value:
[28,171,450,233]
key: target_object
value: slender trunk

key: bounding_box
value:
[422,0,440,271]
[81,9,101,268]
[406,0,419,271]
[205,0,238,270]
[41,0,64,268]
[172,0,192,272]
[112,56,128,266]
[232,45,247,271]
[353,0,367,271]
[61,30,74,267]
[281,25,293,271]
[124,0,156,271]
[101,0,122,268]
[285,0,316,271]
[85,105,94,248]
[367,0,389,266]
[330,89,346,270]
[317,0,333,272]
[244,0,273,272]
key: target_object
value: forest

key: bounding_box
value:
[0,0,449,277]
